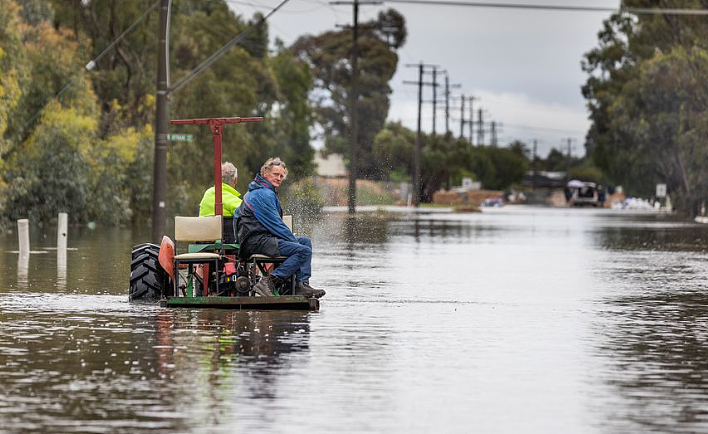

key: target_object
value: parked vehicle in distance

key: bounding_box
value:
[566,180,599,207]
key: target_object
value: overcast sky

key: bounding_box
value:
[227,0,621,157]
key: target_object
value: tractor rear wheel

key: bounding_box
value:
[129,243,166,301]
[131,243,159,260]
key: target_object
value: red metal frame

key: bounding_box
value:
[171,117,263,216]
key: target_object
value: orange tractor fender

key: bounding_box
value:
[158,236,175,281]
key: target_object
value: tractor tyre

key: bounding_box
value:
[131,243,159,261]
[129,243,166,302]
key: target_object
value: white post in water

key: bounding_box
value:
[17,219,30,289]
[17,219,29,258]
[57,213,68,251]
[57,213,68,290]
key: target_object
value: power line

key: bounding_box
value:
[381,1,708,16]
[503,122,586,135]
[384,0,615,13]
[222,0,324,14]
[169,0,293,94]
[1,0,161,161]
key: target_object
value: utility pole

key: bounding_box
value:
[330,0,381,213]
[490,121,498,147]
[348,0,359,214]
[404,62,438,207]
[431,67,440,136]
[444,75,461,135]
[477,108,484,146]
[445,74,450,134]
[152,0,172,242]
[459,94,465,139]
[565,137,575,174]
[532,139,538,191]
[468,97,475,145]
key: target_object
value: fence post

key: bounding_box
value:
[57,213,68,251]
[17,219,29,258]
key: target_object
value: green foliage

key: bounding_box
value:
[583,0,708,214]
[292,9,407,179]
[543,148,568,172]
[267,40,315,180]
[568,164,607,185]
[372,123,527,200]
[0,0,320,227]
[473,146,528,191]
[507,140,530,160]
[1,103,95,223]
[372,121,414,175]
[0,0,25,148]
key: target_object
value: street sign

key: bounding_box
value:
[656,183,667,198]
[167,133,193,142]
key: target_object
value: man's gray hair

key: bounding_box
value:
[222,162,238,185]
[260,157,288,178]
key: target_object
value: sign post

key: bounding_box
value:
[656,183,667,198]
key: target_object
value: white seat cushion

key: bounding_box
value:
[175,216,222,242]
[249,254,288,260]
[174,252,220,260]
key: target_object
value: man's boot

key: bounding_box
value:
[296,281,326,299]
[253,275,281,297]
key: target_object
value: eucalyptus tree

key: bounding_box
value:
[583,0,708,213]
[292,9,407,179]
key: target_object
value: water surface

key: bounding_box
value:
[1,207,707,433]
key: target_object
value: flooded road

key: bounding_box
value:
[1,207,708,433]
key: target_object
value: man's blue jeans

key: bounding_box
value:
[272,237,312,283]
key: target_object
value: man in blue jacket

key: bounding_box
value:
[236,157,325,299]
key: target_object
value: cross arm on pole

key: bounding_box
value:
[171,116,263,125]
[171,116,263,216]
[403,80,436,86]
[330,1,382,5]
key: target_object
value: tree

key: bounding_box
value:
[292,9,407,179]
[1,102,97,224]
[583,0,708,214]
[269,39,315,180]
[0,0,323,225]
[474,147,527,191]
[507,140,530,160]
[544,148,567,172]
[372,123,527,199]
[0,0,26,155]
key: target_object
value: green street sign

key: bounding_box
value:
[167,133,194,142]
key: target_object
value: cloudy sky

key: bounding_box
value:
[227,0,621,157]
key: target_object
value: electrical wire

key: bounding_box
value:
[170,0,293,94]
[1,0,160,160]
[381,0,708,16]
[222,0,324,14]
[383,0,615,13]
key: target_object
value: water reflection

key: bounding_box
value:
[57,249,67,291]
[2,209,708,432]
[595,223,708,252]
[340,214,390,245]
[0,297,312,433]
[594,290,708,432]
[17,253,28,290]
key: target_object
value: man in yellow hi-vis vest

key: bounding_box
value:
[199,162,242,217]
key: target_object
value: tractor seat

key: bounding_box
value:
[174,252,220,261]
[248,253,288,260]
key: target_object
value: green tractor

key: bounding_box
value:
[128,117,319,311]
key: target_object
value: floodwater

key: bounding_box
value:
[1,207,708,433]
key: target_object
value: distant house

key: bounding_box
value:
[314,151,347,177]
